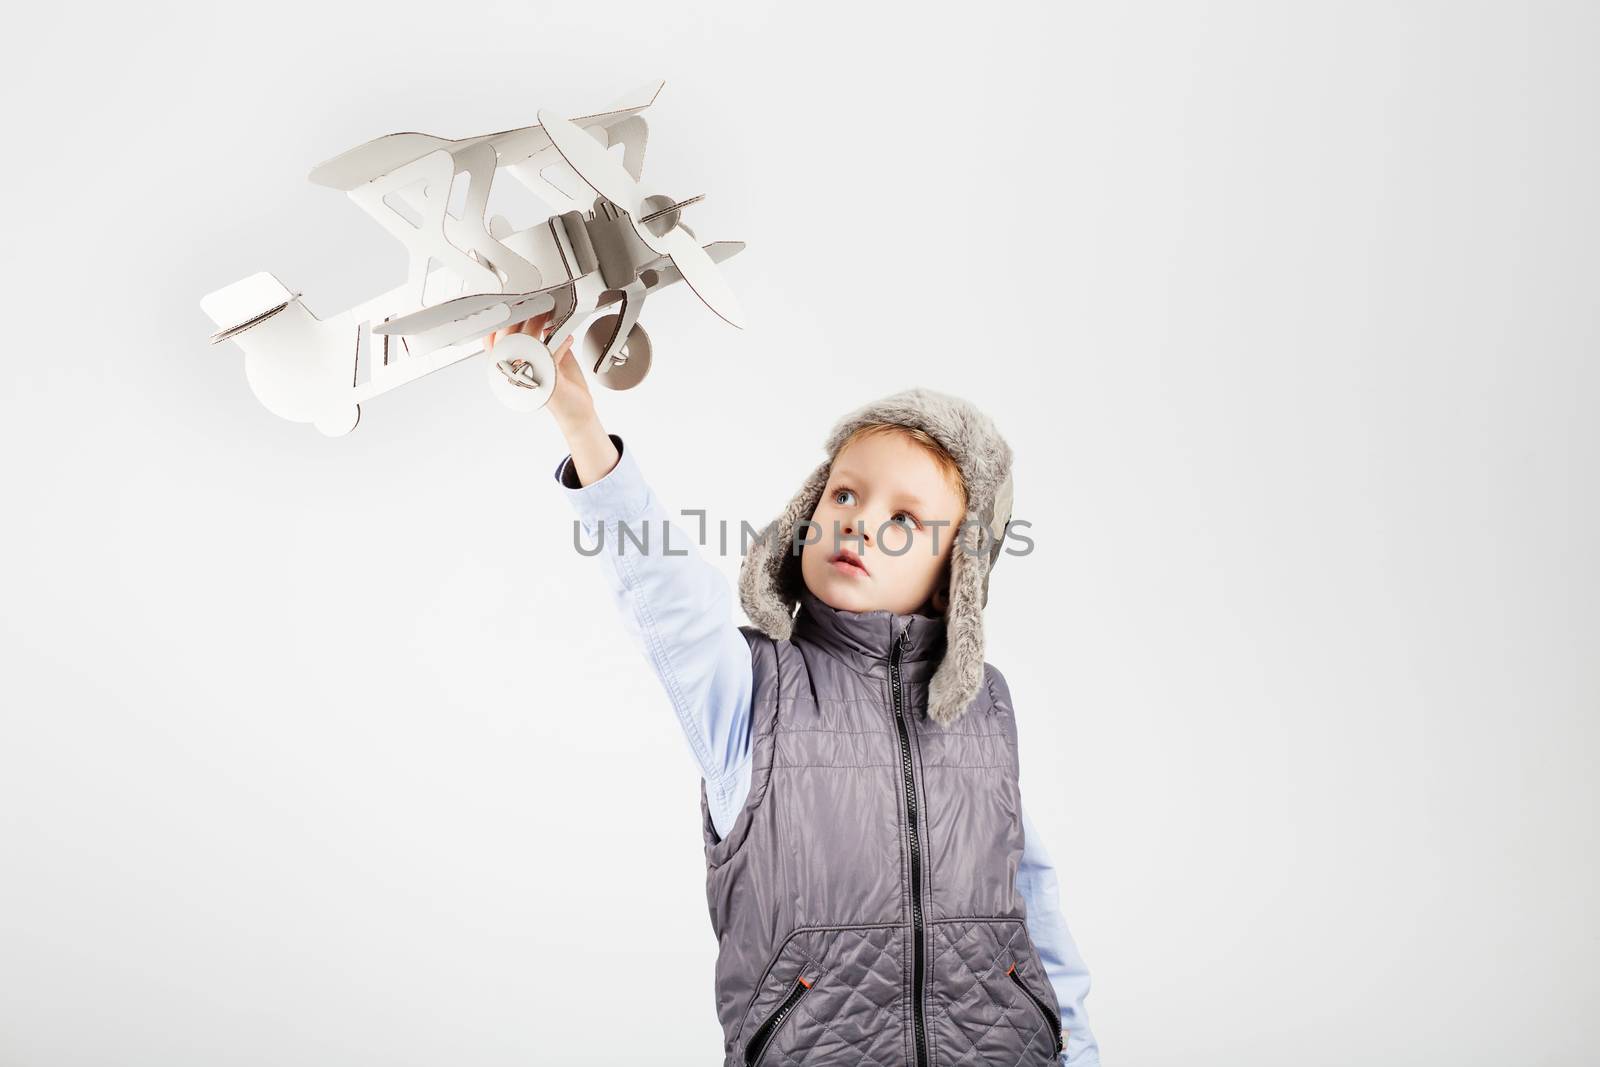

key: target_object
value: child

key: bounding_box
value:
[493,315,1099,1067]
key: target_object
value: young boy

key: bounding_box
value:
[493,316,1099,1067]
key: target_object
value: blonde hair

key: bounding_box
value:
[837,422,968,514]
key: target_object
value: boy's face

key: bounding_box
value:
[800,431,967,618]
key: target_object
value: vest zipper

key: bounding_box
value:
[1006,961,1064,1055]
[890,628,930,1067]
[743,974,812,1067]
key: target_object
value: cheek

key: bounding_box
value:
[804,506,835,545]
[802,507,844,558]
[906,534,951,577]
[878,526,924,561]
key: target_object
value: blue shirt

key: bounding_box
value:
[555,433,1100,1067]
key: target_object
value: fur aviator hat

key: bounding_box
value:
[737,387,1015,727]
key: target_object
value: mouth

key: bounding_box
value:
[829,548,870,577]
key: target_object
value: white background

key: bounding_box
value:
[1,2,1594,1064]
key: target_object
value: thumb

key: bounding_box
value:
[551,331,574,366]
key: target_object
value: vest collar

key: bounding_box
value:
[792,585,948,685]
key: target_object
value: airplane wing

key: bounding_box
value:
[307,81,665,191]
[372,287,560,337]
[378,239,745,336]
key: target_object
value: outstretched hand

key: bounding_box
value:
[485,311,594,427]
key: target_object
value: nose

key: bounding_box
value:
[842,515,871,546]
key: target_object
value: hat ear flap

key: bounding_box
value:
[739,459,832,640]
[926,516,990,728]
[977,471,1013,609]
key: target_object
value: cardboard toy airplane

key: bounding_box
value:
[200,80,744,436]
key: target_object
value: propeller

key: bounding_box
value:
[536,107,745,330]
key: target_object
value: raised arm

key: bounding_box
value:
[493,313,754,829]
[553,429,754,823]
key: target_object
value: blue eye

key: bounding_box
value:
[833,487,919,531]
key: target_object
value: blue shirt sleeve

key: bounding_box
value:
[554,433,754,836]
[1020,803,1101,1067]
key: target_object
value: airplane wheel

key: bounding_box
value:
[583,314,652,391]
[485,332,557,412]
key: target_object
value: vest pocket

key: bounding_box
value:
[1006,961,1064,1057]
[743,974,813,1067]
[928,918,1061,1066]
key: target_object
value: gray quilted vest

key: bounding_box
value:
[698,586,1065,1067]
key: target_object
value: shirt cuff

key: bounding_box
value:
[552,433,651,526]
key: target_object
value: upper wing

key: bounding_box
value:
[306,81,665,191]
